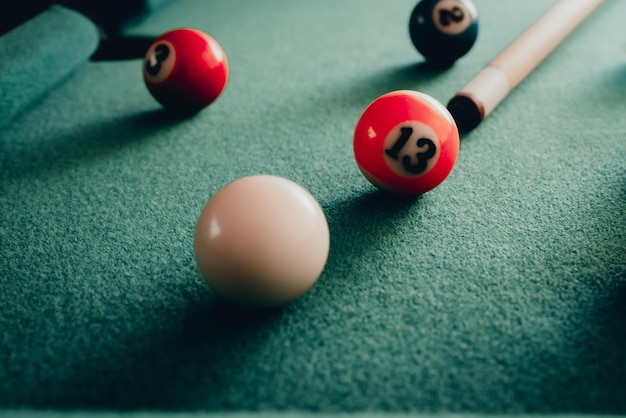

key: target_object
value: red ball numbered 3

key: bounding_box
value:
[143,28,229,112]
[353,90,460,194]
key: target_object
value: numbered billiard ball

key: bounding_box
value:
[143,28,229,112]
[409,0,478,66]
[353,90,460,194]
[194,175,330,307]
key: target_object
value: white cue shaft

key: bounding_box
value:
[447,0,604,133]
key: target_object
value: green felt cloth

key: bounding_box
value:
[5,414,626,418]
[1,0,625,416]
[0,6,99,128]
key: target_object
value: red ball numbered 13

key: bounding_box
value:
[143,28,229,112]
[353,90,460,194]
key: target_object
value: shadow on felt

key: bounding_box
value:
[27,277,290,410]
[321,188,425,279]
[120,292,289,409]
[370,61,453,90]
[0,107,200,181]
[182,295,286,336]
[528,269,626,413]
[332,61,452,108]
[265,61,452,129]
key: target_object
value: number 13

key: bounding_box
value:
[385,126,437,175]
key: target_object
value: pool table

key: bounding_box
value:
[1,0,625,416]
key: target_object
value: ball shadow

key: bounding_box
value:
[323,189,424,274]
[91,35,157,61]
[37,279,288,410]
[1,107,201,181]
[182,296,286,338]
[534,270,626,413]
[342,61,453,106]
[125,292,289,409]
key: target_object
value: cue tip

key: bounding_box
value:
[447,93,484,134]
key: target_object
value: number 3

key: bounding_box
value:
[145,44,170,77]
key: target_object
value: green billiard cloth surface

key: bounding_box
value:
[1,0,625,416]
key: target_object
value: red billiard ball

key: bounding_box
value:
[143,28,229,112]
[409,0,479,66]
[353,90,460,194]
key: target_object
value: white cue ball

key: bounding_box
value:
[193,175,330,307]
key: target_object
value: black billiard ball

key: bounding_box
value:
[409,0,479,66]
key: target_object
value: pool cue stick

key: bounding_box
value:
[447,0,604,133]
